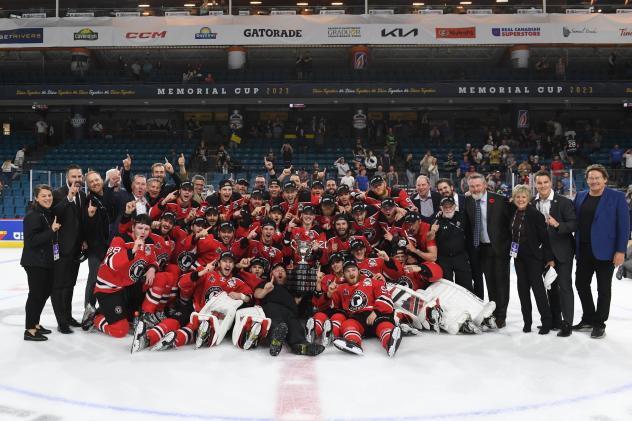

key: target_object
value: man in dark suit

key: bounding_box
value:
[411,175,442,223]
[573,164,629,339]
[52,164,87,333]
[533,170,576,337]
[465,173,511,328]
[436,178,466,212]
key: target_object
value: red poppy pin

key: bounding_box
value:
[489,198,495,204]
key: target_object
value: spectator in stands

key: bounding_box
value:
[482,139,494,156]
[35,117,48,147]
[192,175,206,204]
[428,157,440,188]
[1,159,18,185]
[610,144,624,184]
[419,150,433,177]
[623,147,632,186]
[386,165,398,188]
[281,143,294,168]
[550,155,564,182]
[444,152,458,178]
[385,128,397,158]
[142,61,153,78]
[340,170,355,189]
[334,157,350,180]
[295,54,305,80]
[21,185,59,341]
[356,168,369,192]
[14,146,25,170]
[374,165,386,180]
[518,159,532,181]
[535,57,550,77]
[556,57,566,81]
[608,52,617,77]
[216,145,230,174]
[488,145,501,173]
[131,60,142,81]
[429,125,440,144]
[91,120,103,138]
[303,52,313,80]
[404,154,415,188]
[204,73,215,83]
[364,150,378,177]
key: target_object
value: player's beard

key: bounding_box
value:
[471,192,483,201]
[442,210,455,219]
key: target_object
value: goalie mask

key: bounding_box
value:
[419,262,443,283]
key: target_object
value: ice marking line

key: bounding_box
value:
[275,357,321,421]
[2,379,632,421]
[0,384,271,421]
[0,259,20,265]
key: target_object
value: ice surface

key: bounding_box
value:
[1,249,631,421]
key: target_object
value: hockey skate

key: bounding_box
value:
[291,342,325,356]
[155,311,167,322]
[459,318,483,334]
[386,326,402,357]
[151,331,177,351]
[141,312,161,328]
[305,317,316,344]
[242,322,261,351]
[81,304,97,332]
[195,317,217,349]
[321,320,333,346]
[333,338,363,356]
[481,316,498,331]
[269,322,288,356]
[131,320,148,354]
[616,265,625,280]
[427,305,444,333]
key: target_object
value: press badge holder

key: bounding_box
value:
[53,243,60,261]
[510,242,519,258]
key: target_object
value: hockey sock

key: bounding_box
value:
[376,321,395,349]
[147,319,181,346]
[340,319,364,346]
[95,315,128,338]
[330,313,347,338]
[313,312,328,336]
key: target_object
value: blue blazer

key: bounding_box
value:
[574,188,630,260]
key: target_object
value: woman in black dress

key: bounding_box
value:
[21,185,61,341]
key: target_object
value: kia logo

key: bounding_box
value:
[126,31,167,39]
[381,28,419,37]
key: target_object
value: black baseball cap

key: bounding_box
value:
[219,222,235,231]
[204,206,219,215]
[403,212,421,223]
[250,257,268,269]
[250,189,264,198]
[219,251,236,262]
[337,184,350,194]
[160,212,176,223]
[218,179,232,189]
[193,217,208,227]
[271,261,285,271]
[321,195,336,207]
[269,204,284,214]
[343,259,359,270]
[352,203,366,213]
[370,175,385,186]
[180,181,194,191]
[311,180,324,189]
[329,252,345,264]
[301,204,315,214]
[283,181,297,191]
[269,179,280,187]
[381,198,396,208]
[260,218,276,228]
[333,213,350,223]
[440,196,456,207]
[349,238,366,250]
[237,178,249,186]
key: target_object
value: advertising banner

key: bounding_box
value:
[0,219,24,248]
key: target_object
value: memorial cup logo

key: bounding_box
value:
[349,290,368,311]
[129,260,148,283]
[204,286,224,302]
[229,110,243,130]
[352,110,367,129]
[70,113,86,128]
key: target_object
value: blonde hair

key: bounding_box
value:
[512,184,532,202]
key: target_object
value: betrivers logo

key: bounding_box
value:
[195,26,217,40]
[74,28,98,41]
[562,26,597,37]
[381,27,419,38]
[491,27,541,37]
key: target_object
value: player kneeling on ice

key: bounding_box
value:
[326,260,402,357]
[389,248,496,335]
[306,252,348,346]
[132,252,255,352]
[254,263,325,357]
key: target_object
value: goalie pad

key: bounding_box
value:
[232,306,271,349]
[425,280,496,326]
[388,283,435,331]
[197,292,243,346]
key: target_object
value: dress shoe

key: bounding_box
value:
[24,330,48,341]
[572,320,592,331]
[67,318,82,328]
[590,326,606,339]
[522,325,531,333]
[495,318,506,329]
[538,326,550,335]
[36,326,52,335]
[57,325,74,334]
[557,322,572,337]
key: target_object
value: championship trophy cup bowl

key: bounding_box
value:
[297,240,312,265]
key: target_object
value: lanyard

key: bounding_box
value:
[511,211,525,244]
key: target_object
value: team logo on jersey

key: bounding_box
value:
[156,253,169,270]
[397,276,413,289]
[129,260,148,283]
[349,290,368,312]
[368,259,377,267]
[204,286,224,302]
[360,269,374,278]
[363,280,372,287]
[363,228,377,242]
[177,251,195,272]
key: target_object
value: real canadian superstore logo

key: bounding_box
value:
[491,27,541,37]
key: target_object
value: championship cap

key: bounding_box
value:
[269,204,284,214]
[337,184,350,194]
[301,204,315,214]
[370,175,385,186]
[219,221,235,231]
[343,259,359,270]
[193,217,208,227]
[160,212,176,223]
[218,179,233,189]
[219,251,236,262]
[349,238,366,250]
[204,206,219,215]
[320,195,336,207]
[311,180,324,189]
[180,181,194,191]
[381,198,396,208]
[352,203,366,213]
[440,196,456,207]
[283,181,297,191]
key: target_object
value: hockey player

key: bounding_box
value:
[365,175,416,212]
[327,260,402,357]
[205,179,246,223]
[401,212,438,263]
[322,213,371,264]
[283,204,326,266]
[350,202,382,248]
[348,238,402,282]
[149,182,200,228]
[306,252,347,346]
[233,218,283,267]
[254,263,325,357]
[84,214,172,337]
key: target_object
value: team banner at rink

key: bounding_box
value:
[1,82,631,101]
[0,219,24,248]
[0,14,632,47]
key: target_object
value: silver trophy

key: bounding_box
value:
[297,240,313,264]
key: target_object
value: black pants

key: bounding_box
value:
[24,267,53,329]
[263,302,304,346]
[51,256,80,326]
[547,258,574,326]
[514,254,551,328]
[471,244,511,319]
[575,242,615,328]
[438,253,473,292]
[85,254,102,308]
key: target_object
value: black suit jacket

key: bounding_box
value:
[510,204,554,262]
[412,190,442,223]
[465,191,511,256]
[52,185,87,258]
[20,205,55,269]
[531,193,576,263]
